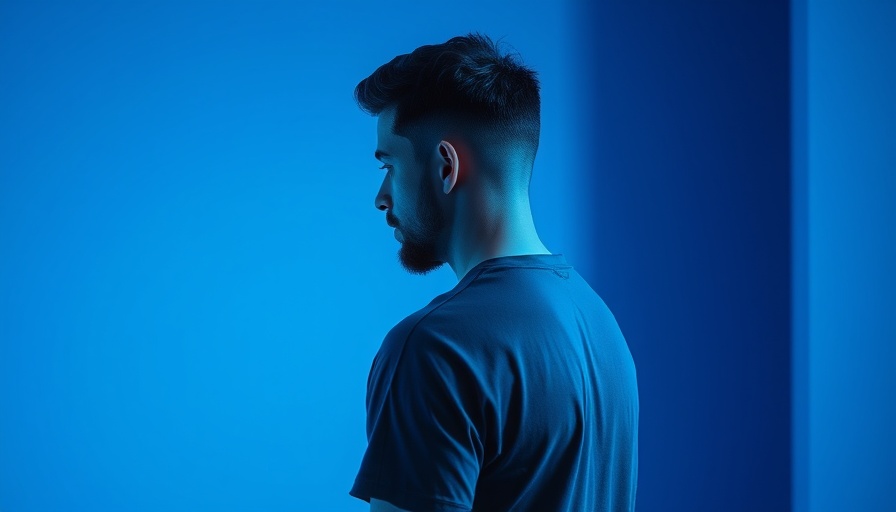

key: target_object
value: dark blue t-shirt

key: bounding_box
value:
[350,254,638,511]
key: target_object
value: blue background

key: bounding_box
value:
[0,1,579,510]
[1,1,893,511]
[572,1,793,510]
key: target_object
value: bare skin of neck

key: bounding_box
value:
[444,190,551,282]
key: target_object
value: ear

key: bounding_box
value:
[438,140,459,194]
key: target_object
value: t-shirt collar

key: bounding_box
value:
[466,252,569,275]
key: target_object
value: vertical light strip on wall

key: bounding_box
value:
[789,0,809,510]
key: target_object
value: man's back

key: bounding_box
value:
[350,253,639,511]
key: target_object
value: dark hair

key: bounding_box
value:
[355,32,541,187]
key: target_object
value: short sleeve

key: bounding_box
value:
[349,326,485,511]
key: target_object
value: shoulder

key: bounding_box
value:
[379,292,481,362]
[375,318,487,408]
[373,281,503,386]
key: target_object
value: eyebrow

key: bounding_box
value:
[374,149,391,161]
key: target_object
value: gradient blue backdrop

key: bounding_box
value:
[0,1,579,511]
[2,1,893,511]
[571,1,793,509]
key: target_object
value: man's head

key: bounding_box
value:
[355,33,541,275]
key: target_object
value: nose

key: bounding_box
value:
[375,177,391,212]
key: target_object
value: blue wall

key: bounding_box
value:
[794,1,896,510]
[572,0,894,510]
[570,1,792,510]
[3,1,893,510]
[0,1,579,510]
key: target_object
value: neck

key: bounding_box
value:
[445,192,551,281]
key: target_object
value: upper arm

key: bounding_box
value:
[370,497,413,512]
[349,327,484,511]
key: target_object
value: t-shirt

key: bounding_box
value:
[349,253,639,511]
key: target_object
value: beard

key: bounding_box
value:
[390,177,446,276]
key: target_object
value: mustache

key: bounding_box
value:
[386,212,399,227]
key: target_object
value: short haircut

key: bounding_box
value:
[354,32,541,189]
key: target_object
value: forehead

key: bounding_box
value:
[376,107,398,146]
[375,107,428,162]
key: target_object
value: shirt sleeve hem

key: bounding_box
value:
[349,475,472,512]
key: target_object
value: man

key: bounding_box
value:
[349,33,639,512]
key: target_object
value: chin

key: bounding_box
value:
[398,244,443,276]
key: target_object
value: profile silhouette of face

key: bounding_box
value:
[375,107,446,276]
